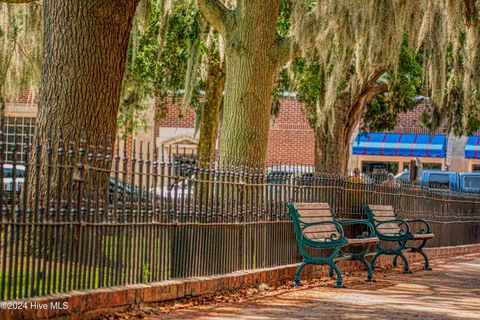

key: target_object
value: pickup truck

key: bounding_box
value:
[396,170,480,194]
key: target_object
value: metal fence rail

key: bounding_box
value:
[1,131,480,301]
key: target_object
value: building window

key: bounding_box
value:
[472,164,480,172]
[3,117,36,163]
[361,161,399,175]
[422,163,442,170]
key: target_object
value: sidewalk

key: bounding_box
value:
[145,254,480,320]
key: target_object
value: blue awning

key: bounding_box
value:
[465,136,480,159]
[352,133,446,157]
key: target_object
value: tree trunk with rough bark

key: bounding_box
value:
[314,105,361,175]
[198,0,320,165]
[218,2,280,165]
[16,1,140,267]
[193,44,226,210]
[37,0,139,146]
[27,0,139,204]
[0,95,5,124]
[196,48,226,166]
[314,83,388,174]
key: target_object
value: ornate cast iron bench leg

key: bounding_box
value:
[370,250,381,271]
[407,239,432,270]
[393,254,398,267]
[293,261,309,286]
[328,262,345,288]
[328,266,334,278]
[397,251,411,273]
[371,242,411,274]
[356,255,373,282]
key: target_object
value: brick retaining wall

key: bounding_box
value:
[2,243,480,320]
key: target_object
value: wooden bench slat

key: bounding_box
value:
[297,210,332,218]
[294,202,330,209]
[374,216,396,221]
[377,227,401,231]
[370,208,395,212]
[372,210,395,214]
[303,222,336,229]
[347,237,379,245]
[413,233,435,240]
[373,211,396,216]
[368,205,394,210]
[378,230,402,235]
[299,216,333,221]
[368,205,400,235]
[376,220,397,224]
[377,226,400,230]
[304,230,339,240]
[300,217,334,224]
[304,226,337,233]
[377,223,401,229]
[304,231,338,236]
[376,221,398,226]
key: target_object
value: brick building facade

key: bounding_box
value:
[155,97,316,164]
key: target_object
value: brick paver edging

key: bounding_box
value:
[2,244,480,320]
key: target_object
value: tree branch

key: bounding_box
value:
[343,69,388,138]
[273,36,302,68]
[272,10,322,68]
[363,83,388,102]
[197,0,233,37]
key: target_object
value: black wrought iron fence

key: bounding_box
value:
[1,131,480,301]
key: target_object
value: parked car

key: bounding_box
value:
[150,175,195,200]
[415,170,480,194]
[108,178,149,203]
[394,170,421,184]
[265,166,315,201]
[2,164,26,203]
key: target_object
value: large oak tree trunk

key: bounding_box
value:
[218,1,280,165]
[314,105,360,175]
[28,0,139,203]
[21,1,140,271]
[37,0,139,146]
[314,83,388,174]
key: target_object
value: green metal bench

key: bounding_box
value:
[288,202,378,288]
[365,204,434,273]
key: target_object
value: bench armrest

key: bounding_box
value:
[300,220,345,243]
[375,219,411,237]
[337,219,375,238]
[405,219,431,234]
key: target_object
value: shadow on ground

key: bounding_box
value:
[138,255,480,320]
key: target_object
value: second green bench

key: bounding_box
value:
[288,202,378,288]
[365,204,434,273]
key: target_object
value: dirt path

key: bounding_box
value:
[141,254,480,320]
